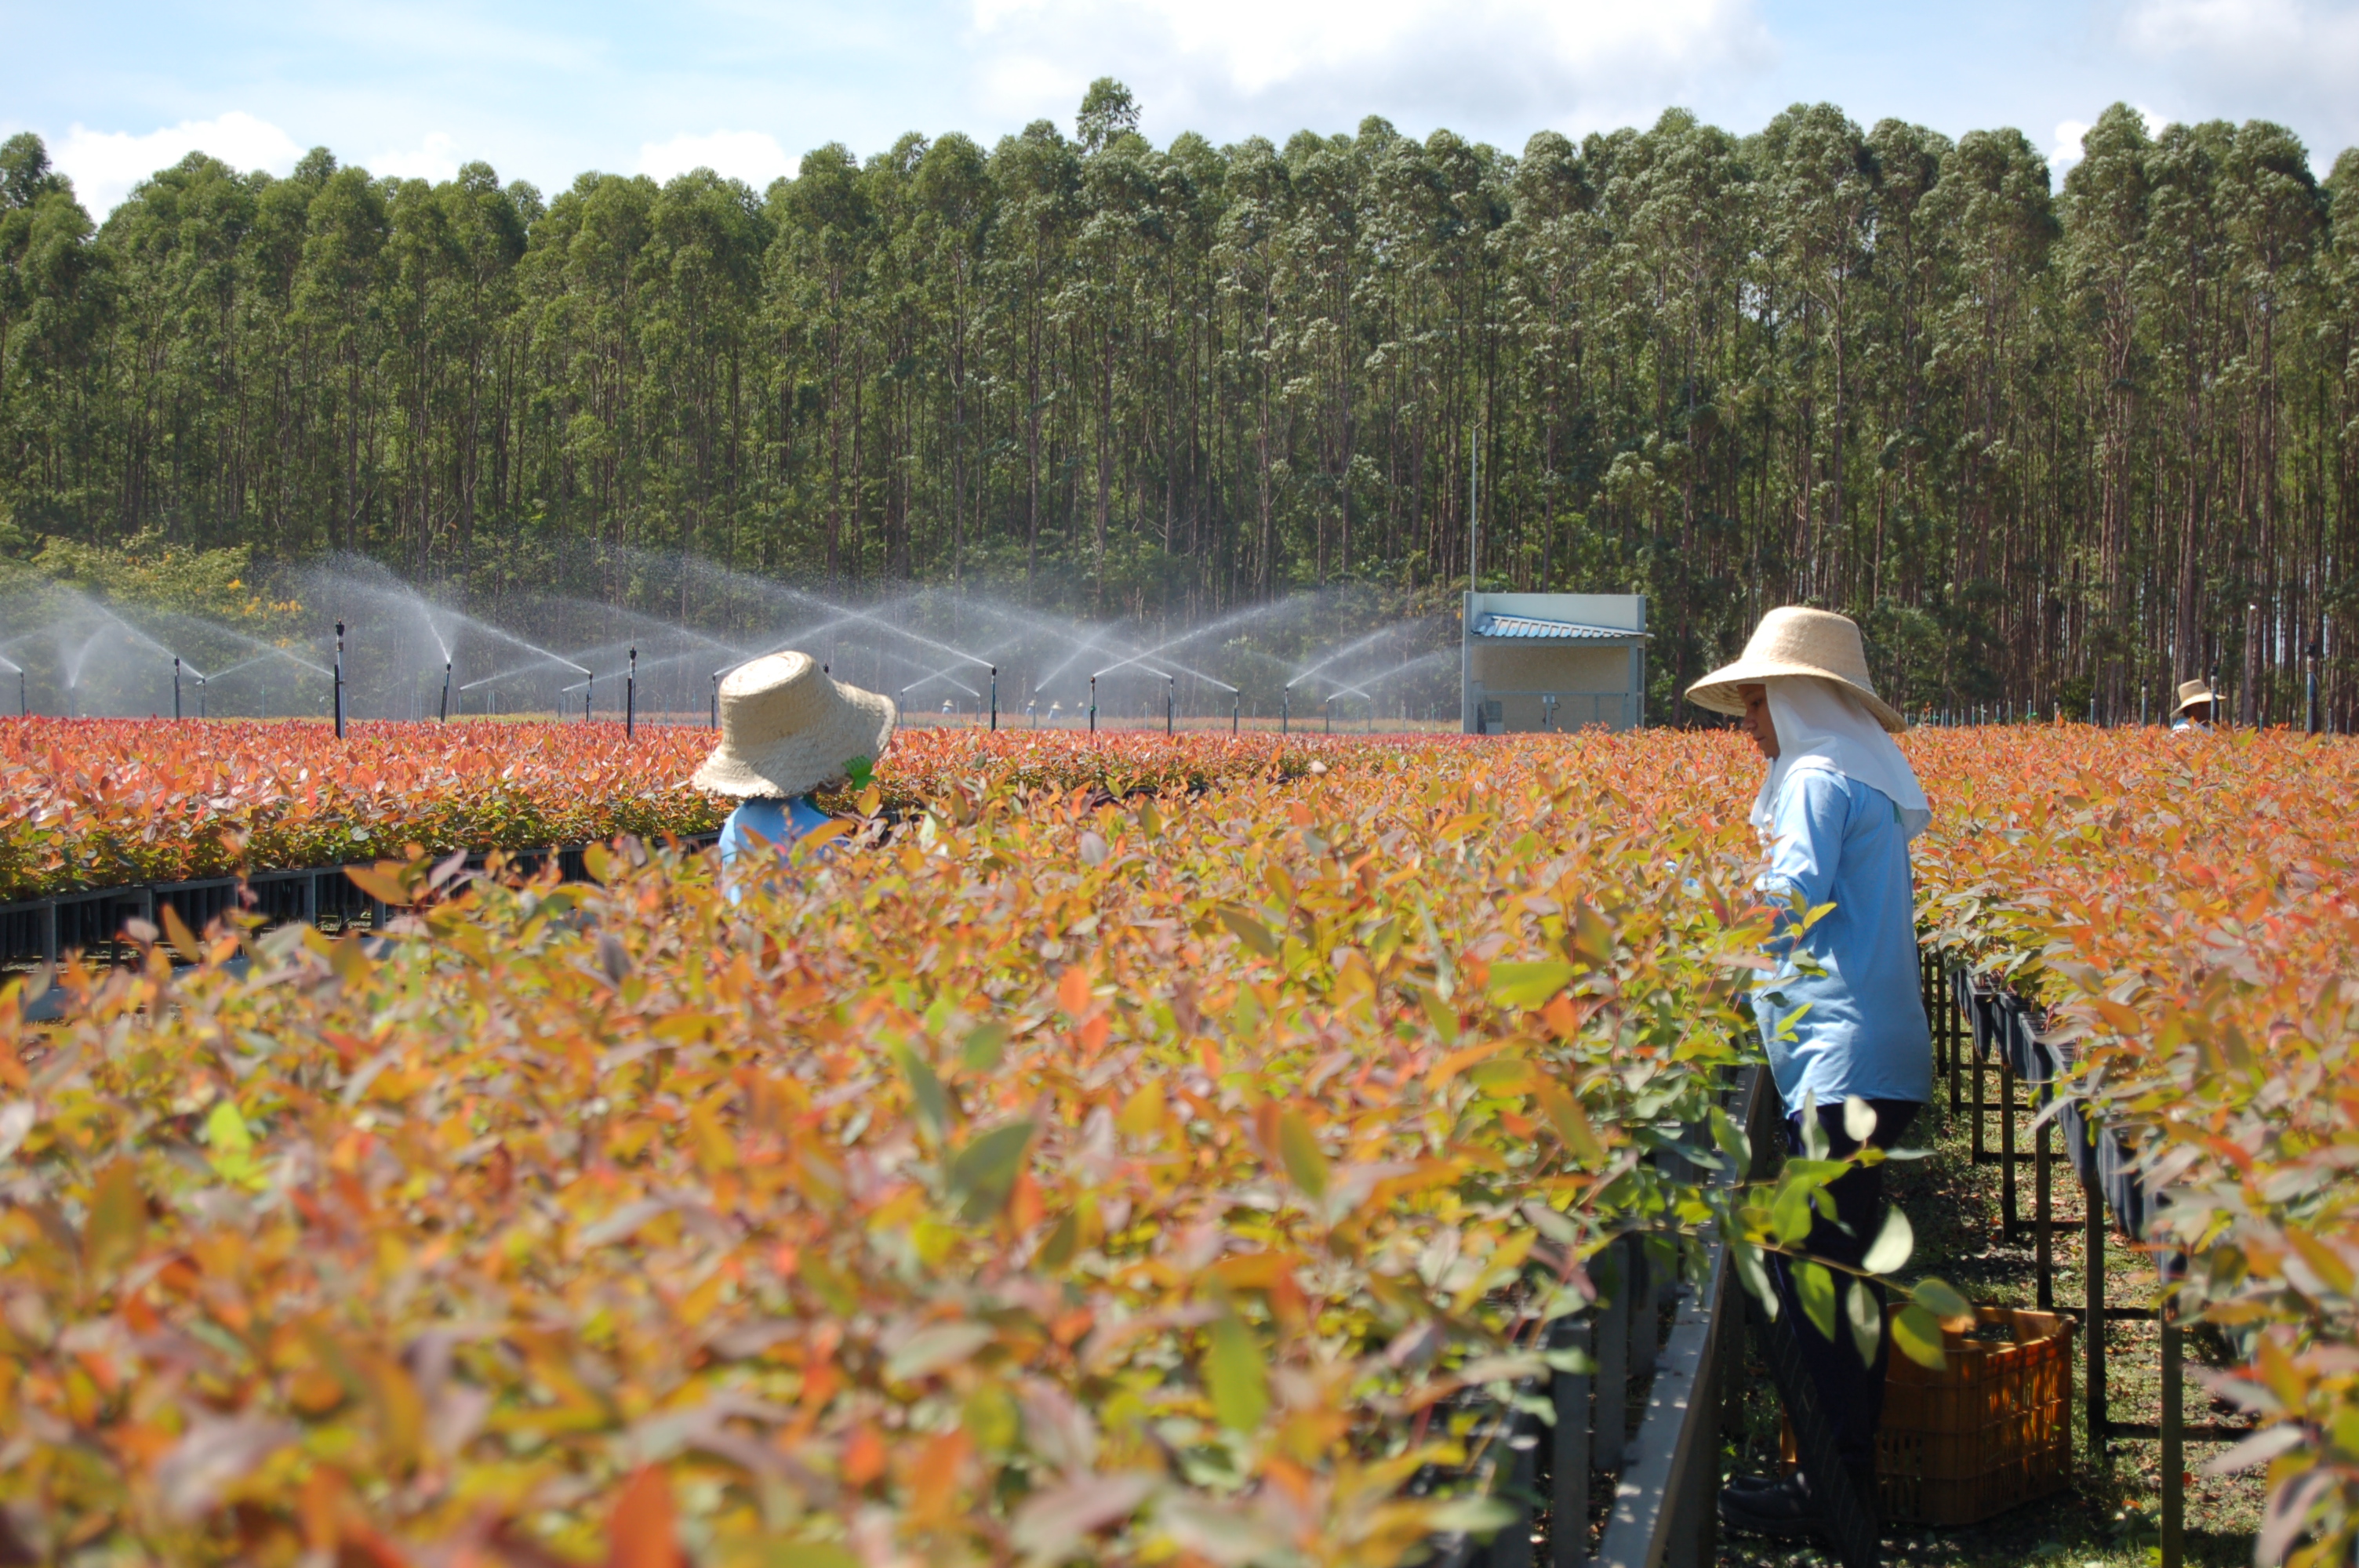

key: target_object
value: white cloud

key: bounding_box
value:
[372,131,463,182]
[52,111,304,216]
[966,0,1773,143]
[2117,0,2359,151]
[635,130,799,188]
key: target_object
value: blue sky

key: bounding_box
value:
[9,0,2357,215]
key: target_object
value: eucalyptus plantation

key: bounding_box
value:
[0,85,2353,724]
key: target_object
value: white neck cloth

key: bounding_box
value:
[1751,677,1932,840]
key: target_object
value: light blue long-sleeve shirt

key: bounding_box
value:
[717,796,837,900]
[1752,768,1933,1112]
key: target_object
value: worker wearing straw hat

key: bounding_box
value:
[1686,607,1934,1541]
[2171,678,2216,732]
[695,652,896,892]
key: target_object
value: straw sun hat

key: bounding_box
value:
[691,652,897,799]
[2173,679,2217,715]
[1685,606,1906,733]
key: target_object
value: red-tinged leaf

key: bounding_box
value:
[605,1467,684,1568]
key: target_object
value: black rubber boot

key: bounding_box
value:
[1717,1473,1823,1541]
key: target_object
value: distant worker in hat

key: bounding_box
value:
[2171,678,2216,732]
[694,652,896,896]
[1687,607,1934,1541]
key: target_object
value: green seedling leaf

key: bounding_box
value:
[1861,1207,1914,1275]
[1769,1177,1816,1246]
[844,755,874,791]
[1218,907,1280,959]
[1205,1312,1269,1432]
[1841,1095,1877,1144]
[1276,1109,1329,1201]
[1892,1305,1948,1370]
[1423,1497,1519,1536]
[1845,1278,1881,1364]
[948,1120,1035,1222]
[894,1045,951,1142]
[961,1022,1009,1073]
[204,1099,267,1190]
[1488,960,1575,1010]
[1911,1277,1973,1321]
[1735,1241,1779,1320]
[885,1322,997,1382]
[1794,1259,1837,1341]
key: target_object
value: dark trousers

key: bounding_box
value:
[1772,1098,1921,1470]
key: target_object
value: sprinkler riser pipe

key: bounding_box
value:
[333,622,347,739]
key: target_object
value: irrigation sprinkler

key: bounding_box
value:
[438,660,453,723]
[584,672,594,724]
[16,670,22,717]
[173,657,183,720]
[626,648,638,738]
[1281,688,1289,735]
[198,675,206,720]
[333,623,347,739]
[1166,676,1175,736]
[711,673,720,730]
[990,666,998,731]
[1089,675,1096,734]
[1231,689,1239,734]
[1325,695,1334,735]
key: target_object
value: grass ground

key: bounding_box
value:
[1714,1066,2264,1567]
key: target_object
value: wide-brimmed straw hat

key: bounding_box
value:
[692,652,896,799]
[1685,606,1905,733]
[2173,679,2216,715]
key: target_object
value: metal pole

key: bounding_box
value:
[1089,675,1096,735]
[585,673,594,724]
[626,648,637,738]
[439,660,452,723]
[1166,677,1174,736]
[1325,696,1332,735]
[711,673,720,730]
[1281,687,1289,735]
[173,657,182,720]
[1468,419,1480,590]
[16,670,23,717]
[334,622,346,739]
[1231,690,1238,734]
[198,676,206,720]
